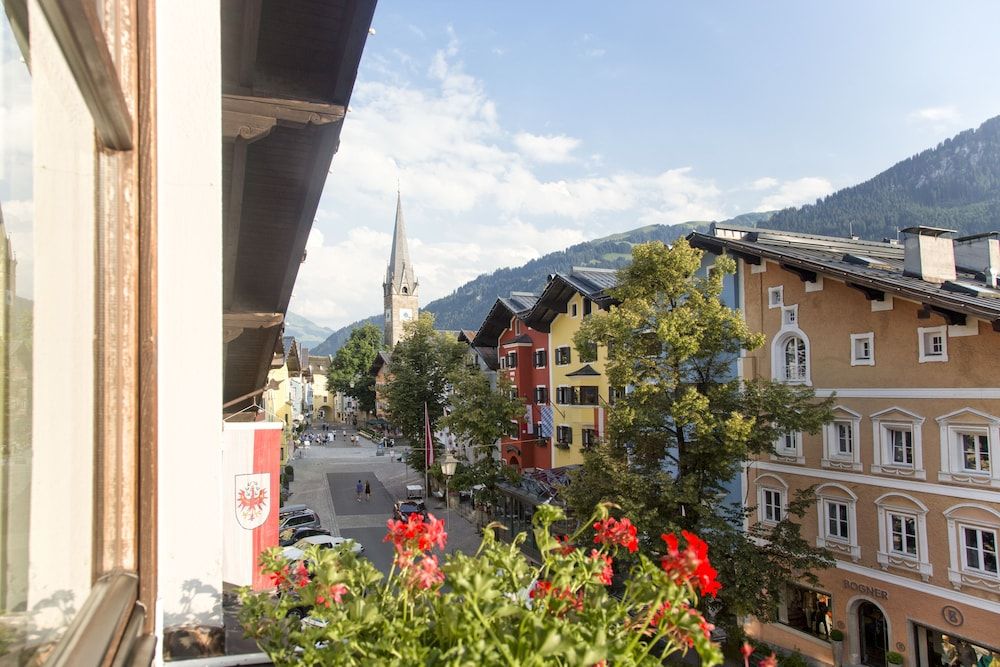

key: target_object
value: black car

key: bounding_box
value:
[279,526,331,547]
[393,500,428,522]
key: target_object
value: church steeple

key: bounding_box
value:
[382,191,420,346]
[384,190,417,297]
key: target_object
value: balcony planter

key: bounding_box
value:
[887,651,904,665]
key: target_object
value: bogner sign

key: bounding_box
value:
[843,579,889,599]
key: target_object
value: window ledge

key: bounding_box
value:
[877,551,932,581]
[822,458,862,472]
[771,453,805,465]
[938,471,999,487]
[850,358,875,367]
[947,568,1000,594]
[818,537,861,562]
[871,464,926,480]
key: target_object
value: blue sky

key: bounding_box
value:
[289,1,1000,329]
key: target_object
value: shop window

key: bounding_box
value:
[778,584,832,640]
[915,626,1000,667]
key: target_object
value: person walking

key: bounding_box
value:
[355,479,363,503]
[364,480,371,502]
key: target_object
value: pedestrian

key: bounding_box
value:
[342,429,346,438]
[364,480,371,502]
[355,479,363,502]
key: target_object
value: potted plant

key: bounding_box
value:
[829,629,844,667]
[240,503,725,666]
[887,651,904,665]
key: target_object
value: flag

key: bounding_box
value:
[525,404,534,434]
[424,402,434,468]
[540,404,554,438]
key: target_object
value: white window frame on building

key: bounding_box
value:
[849,332,874,366]
[772,430,804,464]
[875,492,933,580]
[534,349,546,368]
[943,504,1000,594]
[870,407,926,480]
[917,325,948,363]
[815,484,860,562]
[822,406,862,471]
[771,312,812,385]
[757,474,788,525]
[768,285,784,308]
[534,386,548,404]
[936,408,1000,487]
[781,304,798,327]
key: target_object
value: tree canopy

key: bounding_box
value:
[327,323,383,414]
[565,239,835,627]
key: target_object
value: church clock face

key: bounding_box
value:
[399,308,413,322]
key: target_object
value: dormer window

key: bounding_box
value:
[918,326,947,363]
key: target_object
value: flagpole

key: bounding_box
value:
[424,402,430,502]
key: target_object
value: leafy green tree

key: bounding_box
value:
[383,313,468,471]
[565,239,835,628]
[328,323,383,414]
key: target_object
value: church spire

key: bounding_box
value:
[385,190,417,296]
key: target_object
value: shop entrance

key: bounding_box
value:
[858,601,888,667]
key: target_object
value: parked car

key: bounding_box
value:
[393,500,428,523]
[279,526,331,547]
[281,535,365,561]
[278,508,321,532]
[279,503,309,517]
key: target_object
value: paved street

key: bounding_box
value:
[285,423,482,576]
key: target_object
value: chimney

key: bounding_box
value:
[953,232,1000,287]
[902,226,956,284]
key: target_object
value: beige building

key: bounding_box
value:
[692,225,1000,667]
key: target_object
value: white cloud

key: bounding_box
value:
[750,176,779,191]
[908,106,960,124]
[298,31,727,329]
[754,177,833,212]
[583,48,606,58]
[513,132,581,164]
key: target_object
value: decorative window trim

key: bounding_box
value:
[936,408,1000,487]
[756,474,788,525]
[849,332,874,367]
[771,430,804,464]
[815,483,860,562]
[768,285,784,309]
[875,493,933,580]
[781,304,799,327]
[918,325,948,363]
[771,329,812,386]
[870,407,926,480]
[822,406,862,471]
[944,504,1000,594]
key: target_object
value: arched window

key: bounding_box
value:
[783,336,807,382]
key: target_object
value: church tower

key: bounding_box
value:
[383,191,419,347]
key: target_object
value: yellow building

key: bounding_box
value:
[524,268,618,468]
[307,355,334,423]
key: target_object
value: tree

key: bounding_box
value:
[564,239,835,628]
[327,323,383,415]
[383,313,468,471]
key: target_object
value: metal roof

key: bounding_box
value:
[689,225,1000,328]
[472,294,540,348]
[523,269,620,333]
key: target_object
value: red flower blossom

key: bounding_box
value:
[530,580,553,599]
[268,565,290,588]
[555,534,576,555]
[759,653,778,667]
[385,513,448,556]
[659,530,721,598]
[593,517,639,553]
[649,601,672,628]
[741,641,754,667]
[590,549,614,586]
[294,561,310,588]
[407,555,445,590]
[329,583,349,604]
[315,593,329,608]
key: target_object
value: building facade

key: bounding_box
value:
[383,192,419,347]
[692,224,1000,667]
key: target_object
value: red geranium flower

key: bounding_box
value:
[593,517,639,553]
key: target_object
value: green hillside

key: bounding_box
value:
[311,212,772,355]
[766,115,1000,240]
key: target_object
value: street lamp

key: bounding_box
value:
[441,451,458,530]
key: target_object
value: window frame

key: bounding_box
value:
[771,326,812,386]
[768,285,783,309]
[815,484,860,561]
[871,407,926,480]
[554,346,571,366]
[936,409,1000,487]
[944,504,1000,593]
[917,325,948,363]
[875,493,933,580]
[756,475,788,526]
[850,332,874,366]
[781,304,798,327]
[822,407,862,471]
[772,429,804,464]
[960,525,999,577]
[534,349,546,368]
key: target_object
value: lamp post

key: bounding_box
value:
[441,450,458,531]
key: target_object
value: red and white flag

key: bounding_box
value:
[424,402,434,468]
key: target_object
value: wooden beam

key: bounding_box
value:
[238,0,262,89]
[222,93,346,130]
[223,139,248,309]
[731,251,761,266]
[923,304,967,326]
[847,282,886,301]
[992,319,1000,333]
[222,311,284,343]
[781,264,818,283]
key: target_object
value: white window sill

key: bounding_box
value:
[918,355,948,364]
[871,464,926,480]
[817,537,861,562]
[947,567,1000,594]
[877,551,932,581]
[822,458,862,472]
[771,453,805,465]
[850,358,875,367]
[938,471,999,487]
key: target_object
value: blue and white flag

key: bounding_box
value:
[540,404,554,438]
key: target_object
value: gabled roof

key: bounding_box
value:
[523,268,619,333]
[472,293,540,347]
[370,350,392,376]
[566,363,601,377]
[688,224,1000,327]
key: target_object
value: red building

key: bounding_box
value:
[474,293,551,469]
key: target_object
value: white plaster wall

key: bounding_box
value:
[25,0,96,638]
[155,0,223,633]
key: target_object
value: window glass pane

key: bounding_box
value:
[782,584,832,639]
